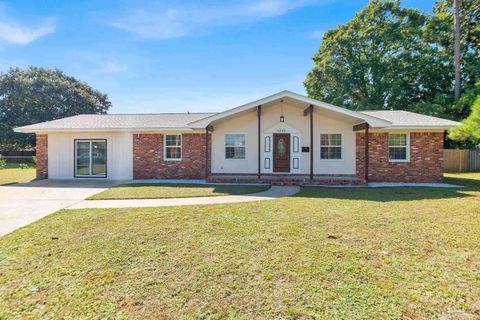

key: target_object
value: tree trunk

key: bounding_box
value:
[454,0,462,101]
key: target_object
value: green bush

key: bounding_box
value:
[0,155,6,169]
[19,163,31,169]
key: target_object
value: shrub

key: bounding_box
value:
[0,155,6,169]
[19,163,31,169]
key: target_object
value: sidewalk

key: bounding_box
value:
[67,186,300,209]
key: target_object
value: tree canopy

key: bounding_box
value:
[449,94,480,142]
[0,67,111,149]
[304,0,480,124]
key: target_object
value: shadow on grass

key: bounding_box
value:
[118,183,267,192]
[444,174,480,188]
[88,183,272,200]
[296,187,475,202]
[296,175,480,202]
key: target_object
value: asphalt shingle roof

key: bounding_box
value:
[15,113,216,131]
[360,110,460,128]
[14,93,460,132]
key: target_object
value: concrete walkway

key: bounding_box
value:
[67,186,300,209]
[0,179,123,236]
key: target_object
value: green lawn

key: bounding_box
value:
[1,173,479,319]
[0,163,36,185]
[88,183,271,200]
[444,172,480,187]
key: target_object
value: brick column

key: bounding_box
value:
[36,134,48,179]
[355,132,366,182]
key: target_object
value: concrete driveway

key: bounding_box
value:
[0,179,122,237]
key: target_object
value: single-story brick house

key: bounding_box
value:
[15,91,460,185]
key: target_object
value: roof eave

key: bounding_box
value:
[189,90,392,128]
[381,125,459,130]
[14,127,195,133]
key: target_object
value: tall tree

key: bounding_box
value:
[0,67,111,149]
[304,0,451,112]
[427,0,480,121]
[453,0,462,101]
[449,94,480,141]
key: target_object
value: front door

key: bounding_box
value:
[273,133,290,172]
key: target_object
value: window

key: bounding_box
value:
[264,136,271,153]
[165,134,182,160]
[320,134,342,160]
[225,134,246,159]
[75,140,107,178]
[293,136,299,153]
[389,133,409,161]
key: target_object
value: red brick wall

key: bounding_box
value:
[133,133,210,179]
[36,134,48,179]
[356,132,444,183]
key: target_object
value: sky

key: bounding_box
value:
[0,0,437,114]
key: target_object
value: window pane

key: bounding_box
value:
[321,134,341,146]
[76,142,90,175]
[330,146,342,159]
[330,134,341,146]
[389,134,406,146]
[166,135,181,146]
[166,147,181,159]
[320,134,328,145]
[389,147,406,160]
[226,147,245,159]
[321,146,342,159]
[91,141,106,176]
[225,134,245,147]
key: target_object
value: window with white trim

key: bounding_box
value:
[389,133,409,161]
[165,134,182,160]
[320,133,342,160]
[225,134,246,159]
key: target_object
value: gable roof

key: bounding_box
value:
[361,110,460,129]
[188,90,392,128]
[14,113,216,133]
[14,90,460,133]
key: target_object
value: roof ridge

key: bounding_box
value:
[360,110,404,112]
[76,112,218,116]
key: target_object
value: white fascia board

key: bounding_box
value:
[13,127,194,133]
[188,90,392,128]
[381,125,459,130]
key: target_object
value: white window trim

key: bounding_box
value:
[164,134,182,161]
[224,132,247,160]
[388,133,410,163]
[319,133,344,161]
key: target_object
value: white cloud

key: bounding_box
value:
[111,8,186,39]
[248,0,306,17]
[308,29,325,40]
[109,0,327,39]
[103,62,128,74]
[0,16,55,45]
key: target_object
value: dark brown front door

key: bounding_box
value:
[273,133,290,172]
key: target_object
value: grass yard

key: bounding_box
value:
[0,163,36,185]
[1,173,479,319]
[88,183,270,200]
[444,172,480,187]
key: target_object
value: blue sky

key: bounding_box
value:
[1,0,436,113]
